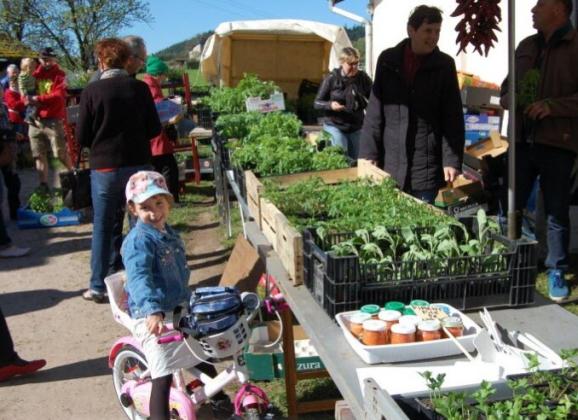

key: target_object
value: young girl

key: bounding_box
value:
[122,171,230,419]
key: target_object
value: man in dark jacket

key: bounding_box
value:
[359,5,464,204]
[500,0,578,302]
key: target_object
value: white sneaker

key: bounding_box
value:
[0,245,31,258]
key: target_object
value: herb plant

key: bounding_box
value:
[419,349,578,419]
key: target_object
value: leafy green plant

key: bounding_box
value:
[518,69,541,109]
[27,189,64,213]
[419,349,578,419]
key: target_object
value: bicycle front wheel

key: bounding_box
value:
[112,345,149,420]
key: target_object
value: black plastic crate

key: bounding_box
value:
[196,106,214,129]
[303,227,537,318]
[232,164,247,200]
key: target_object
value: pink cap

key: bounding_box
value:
[125,171,172,204]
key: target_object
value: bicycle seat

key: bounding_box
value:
[104,271,135,330]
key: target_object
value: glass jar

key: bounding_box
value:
[442,316,464,338]
[390,323,416,345]
[362,320,387,346]
[378,309,401,332]
[399,315,420,329]
[349,312,372,338]
[384,301,405,314]
[360,304,380,319]
[417,320,442,342]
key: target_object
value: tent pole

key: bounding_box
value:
[507,0,518,240]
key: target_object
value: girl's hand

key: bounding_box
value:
[146,313,164,336]
[330,101,345,112]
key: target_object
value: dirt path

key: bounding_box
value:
[0,169,229,419]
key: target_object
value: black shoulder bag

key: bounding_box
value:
[59,149,92,210]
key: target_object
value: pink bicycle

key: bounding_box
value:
[105,272,271,420]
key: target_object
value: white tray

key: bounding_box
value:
[336,304,481,364]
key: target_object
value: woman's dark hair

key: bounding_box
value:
[95,38,130,69]
[407,5,443,30]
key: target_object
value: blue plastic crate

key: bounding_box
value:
[17,207,81,229]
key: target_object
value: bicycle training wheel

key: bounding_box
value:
[112,345,149,420]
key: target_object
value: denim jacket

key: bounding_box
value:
[122,220,191,319]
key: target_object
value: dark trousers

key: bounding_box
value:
[516,143,576,270]
[1,165,21,219]
[0,306,17,366]
[0,173,11,247]
[152,154,180,203]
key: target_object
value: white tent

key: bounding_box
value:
[200,19,353,99]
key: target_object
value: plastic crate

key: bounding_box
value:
[232,164,247,200]
[196,106,214,129]
[303,226,537,318]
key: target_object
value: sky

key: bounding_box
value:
[120,0,370,54]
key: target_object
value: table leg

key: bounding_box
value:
[281,309,299,418]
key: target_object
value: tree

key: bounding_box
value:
[0,0,152,70]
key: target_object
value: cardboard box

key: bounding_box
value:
[465,130,490,146]
[435,175,485,210]
[463,132,509,172]
[464,114,501,132]
[244,321,325,380]
[461,86,501,108]
[245,92,285,113]
[219,235,265,293]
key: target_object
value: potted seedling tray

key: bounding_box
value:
[303,217,537,317]
[335,304,480,364]
[248,160,390,285]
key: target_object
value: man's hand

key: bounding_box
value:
[525,100,551,120]
[330,101,346,112]
[443,166,460,183]
[146,313,165,336]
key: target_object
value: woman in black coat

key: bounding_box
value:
[76,38,161,302]
[314,47,372,160]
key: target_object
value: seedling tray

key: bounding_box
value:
[303,226,537,317]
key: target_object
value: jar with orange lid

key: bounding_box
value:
[349,312,372,338]
[441,316,464,338]
[389,323,416,344]
[360,304,380,319]
[417,320,442,342]
[378,309,401,331]
[361,320,387,346]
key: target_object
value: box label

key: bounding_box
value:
[245,92,285,113]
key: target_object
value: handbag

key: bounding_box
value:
[59,151,92,210]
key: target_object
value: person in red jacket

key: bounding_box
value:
[28,47,72,190]
[143,56,180,203]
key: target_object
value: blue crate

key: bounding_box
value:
[17,207,81,229]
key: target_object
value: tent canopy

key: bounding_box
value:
[200,19,352,99]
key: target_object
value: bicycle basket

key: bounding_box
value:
[178,287,244,338]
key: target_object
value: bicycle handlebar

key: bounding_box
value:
[157,333,183,344]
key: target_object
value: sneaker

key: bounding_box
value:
[0,358,46,382]
[548,269,569,302]
[82,289,107,303]
[0,245,30,258]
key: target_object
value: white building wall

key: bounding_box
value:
[371,0,536,84]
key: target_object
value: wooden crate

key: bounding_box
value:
[254,160,389,285]
[246,159,388,228]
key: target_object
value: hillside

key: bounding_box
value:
[156,25,365,62]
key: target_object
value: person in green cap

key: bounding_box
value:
[143,55,181,203]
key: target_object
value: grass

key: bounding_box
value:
[168,181,212,233]
[255,378,340,419]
